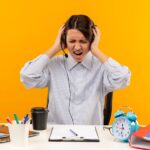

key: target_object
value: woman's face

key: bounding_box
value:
[66,29,90,62]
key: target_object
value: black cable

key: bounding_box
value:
[63,54,74,125]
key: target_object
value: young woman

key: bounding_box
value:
[20,14,131,125]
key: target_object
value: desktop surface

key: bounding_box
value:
[0,124,136,150]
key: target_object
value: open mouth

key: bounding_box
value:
[73,51,83,56]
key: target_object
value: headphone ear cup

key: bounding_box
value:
[61,32,67,49]
[91,27,95,42]
[91,33,95,42]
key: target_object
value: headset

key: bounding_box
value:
[60,23,96,53]
[62,50,68,58]
[60,24,96,124]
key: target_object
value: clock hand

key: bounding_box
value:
[122,123,124,129]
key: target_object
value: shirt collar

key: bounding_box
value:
[66,52,93,71]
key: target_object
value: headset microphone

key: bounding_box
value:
[62,50,68,58]
[64,52,68,58]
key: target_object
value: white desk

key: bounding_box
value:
[0,125,136,150]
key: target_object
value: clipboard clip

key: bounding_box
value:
[62,136,84,141]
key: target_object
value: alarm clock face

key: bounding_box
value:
[112,117,131,141]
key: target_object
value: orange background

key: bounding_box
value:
[0,0,150,124]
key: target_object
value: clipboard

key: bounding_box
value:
[49,125,100,142]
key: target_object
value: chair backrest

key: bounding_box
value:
[103,92,113,125]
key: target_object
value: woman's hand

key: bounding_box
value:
[45,25,65,58]
[90,27,101,56]
[51,25,65,53]
[90,27,109,63]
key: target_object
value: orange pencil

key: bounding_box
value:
[6,116,12,124]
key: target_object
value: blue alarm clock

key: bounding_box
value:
[112,106,139,142]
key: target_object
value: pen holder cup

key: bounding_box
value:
[31,107,49,130]
[8,122,29,147]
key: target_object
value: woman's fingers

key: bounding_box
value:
[92,27,101,41]
[58,25,65,34]
[93,27,101,36]
[92,28,97,36]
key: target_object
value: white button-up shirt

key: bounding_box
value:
[20,52,131,125]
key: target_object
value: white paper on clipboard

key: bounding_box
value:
[49,125,99,142]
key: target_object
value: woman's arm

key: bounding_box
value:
[20,55,50,89]
[20,26,64,89]
[91,27,131,95]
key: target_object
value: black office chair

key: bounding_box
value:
[103,92,113,125]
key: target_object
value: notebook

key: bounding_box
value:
[129,125,150,150]
[49,125,99,142]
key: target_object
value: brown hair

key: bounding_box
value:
[61,14,96,49]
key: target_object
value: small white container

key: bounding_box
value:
[8,122,29,147]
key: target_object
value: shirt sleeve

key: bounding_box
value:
[102,57,131,95]
[20,54,50,89]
